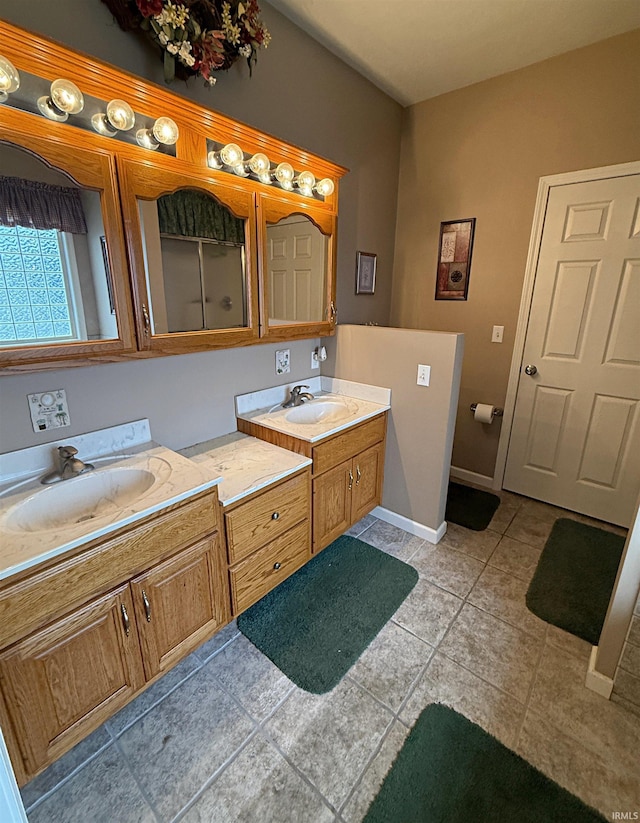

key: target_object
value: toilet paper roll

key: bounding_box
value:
[474,403,495,424]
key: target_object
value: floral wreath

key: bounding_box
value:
[101,0,270,85]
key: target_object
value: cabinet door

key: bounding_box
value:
[0,584,144,779]
[313,460,353,553]
[130,536,229,679]
[351,443,385,524]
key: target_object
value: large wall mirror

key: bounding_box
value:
[266,214,329,325]
[259,195,336,340]
[0,144,120,349]
[138,189,247,334]
[118,158,259,354]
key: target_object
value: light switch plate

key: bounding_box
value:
[417,364,431,386]
[311,350,320,369]
[28,389,71,433]
[491,325,504,343]
[275,349,290,374]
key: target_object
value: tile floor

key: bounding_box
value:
[20,489,639,822]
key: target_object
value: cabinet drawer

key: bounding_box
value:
[224,471,310,564]
[0,492,219,649]
[229,520,311,615]
[312,414,386,476]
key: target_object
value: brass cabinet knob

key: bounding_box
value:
[272,512,280,520]
[273,562,281,570]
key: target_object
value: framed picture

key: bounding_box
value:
[356,251,377,294]
[100,236,116,314]
[435,218,476,300]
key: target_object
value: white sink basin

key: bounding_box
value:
[4,464,164,533]
[285,400,350,425]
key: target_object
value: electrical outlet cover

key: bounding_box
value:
[275,349,291,374]
[28,389,71,433]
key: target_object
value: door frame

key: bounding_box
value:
[493,160,640,492]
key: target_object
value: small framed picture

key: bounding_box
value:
[435,218,476,300]
[356,251,377,294]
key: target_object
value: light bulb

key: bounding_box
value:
[258,171,272,185]
[273,162,294,185]
[247,152,270,175]
[233,165,250,178]
[50,79,84,114]
[315,178,334,197]
[135,128,159,151]
[0,55,20,103]
[106,99,135,131]
[152,116,179,145]
[219,143,244,167]
[296,171,316,190]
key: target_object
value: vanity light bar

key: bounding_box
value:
[207,143,334,200]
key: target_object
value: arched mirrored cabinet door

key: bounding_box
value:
[258,194,336,341]
[118,158,258,354]
[0,118,135,371]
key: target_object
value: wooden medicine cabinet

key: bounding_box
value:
[0,20,347,373]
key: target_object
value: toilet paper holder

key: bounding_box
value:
[470,403,503,417]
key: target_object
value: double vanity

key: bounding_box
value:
[0,379,389,785]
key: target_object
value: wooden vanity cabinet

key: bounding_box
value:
[237,413,387,553]
[0,489,229,785]
[222,469,312,615]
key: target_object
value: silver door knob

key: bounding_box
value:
[524,364,538,376]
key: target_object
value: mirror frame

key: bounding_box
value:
[118,156,259,354]
[0,110,136,372]
[257,193,336,342]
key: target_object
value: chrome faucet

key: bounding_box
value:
[40,445,95,485]
[281,385,315,408]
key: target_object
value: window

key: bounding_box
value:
[0,225,78,344]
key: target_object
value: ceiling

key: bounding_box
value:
[269,0,640,106]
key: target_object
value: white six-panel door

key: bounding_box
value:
[503,173,640,526]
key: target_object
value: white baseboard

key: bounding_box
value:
[450,466,495,489]
[585,646,614,699]
[371,506,447,545]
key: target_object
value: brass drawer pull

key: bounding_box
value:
[271,512,280,520]
[142,304,151,335]
[142,589,151,622]
[120,603,130,636]
[356,465,361,485]
[348,471,353,491]
[273,562,282,570]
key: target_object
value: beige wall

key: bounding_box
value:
[324,325,464,533]
[391,29,640,478]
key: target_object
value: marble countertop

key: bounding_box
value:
[236,392,389,443]
[180,433,312,507]
[0,427,221,582]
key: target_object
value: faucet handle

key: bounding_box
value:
[292,384,310,393]
[58,445,78,459]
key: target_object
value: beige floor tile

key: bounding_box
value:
[439,522,501,561]
[486,494,524,534]
[264,678,393,811]
[392,578,463,646]
[347,621,433,712]
[181,733,334,823]
[340,721,409,823]
[400,652,525,747]
[488,535,542,583]
[409,543,485,597]
[545,624,592,662]
[516,709,640,818]
[613,669,640,707]
[505,508,556,547]
[439,603,542,703]
[620,642,640,677]
[468,564,547,639]
[528,644,640,777]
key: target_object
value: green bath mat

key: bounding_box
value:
[445,481,500,531]
[363,703,606,823]
[526,518,625,645]
[237,535,418,693]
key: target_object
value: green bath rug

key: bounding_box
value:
[363,703,606,823]
[237,535,418,693]
[445,481,500,531]
[526,518,625,645]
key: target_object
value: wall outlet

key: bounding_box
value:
[275,349,290,374]
[28,389,71,433]
[417,364,431,386]
[491,325,504,343]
